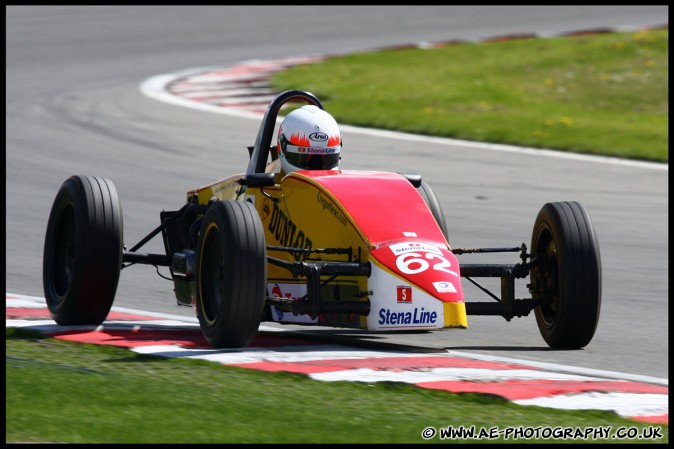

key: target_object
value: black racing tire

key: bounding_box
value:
[195,200,267,348]
[417,180,449,242]
[43,175,123,325]
[530,201,601,349]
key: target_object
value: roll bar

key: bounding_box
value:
[246,90,323,175]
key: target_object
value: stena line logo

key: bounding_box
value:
[390,242,442,256]
[378,307,437,326]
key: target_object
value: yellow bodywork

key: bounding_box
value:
[187,169,467,331]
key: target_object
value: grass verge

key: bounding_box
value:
[6,327,668,444]
[270,29,668,162]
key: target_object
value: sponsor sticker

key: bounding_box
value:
[432,281,457,293]
[266,201,313,260]
[316,192,347,226]
[378,307,438,326]
[390,241,442,256]
[396,285,412,303]
[295,147,338,154]
[309,131,328,142]
[268,283,317,324]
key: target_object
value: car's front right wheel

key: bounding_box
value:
[417,180,449,242]
[530,201,601,349]
[43,175,123,325]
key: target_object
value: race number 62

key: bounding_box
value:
[395,252,458,277]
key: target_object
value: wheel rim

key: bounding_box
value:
[52,205,76,298]
[201,224,225,325]
[533,230,559,329]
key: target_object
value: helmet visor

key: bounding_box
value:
[283,144,341,170]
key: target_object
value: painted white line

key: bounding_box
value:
[515,392,669,417]
[6,298,48,308]
[109,304,283,333]
[6,319,64,330]
[309,367,606,383]
[133,344,445,364]
[5,319,198,331]
[6,293,49,304]
[109,304,201,323]
[448,350,669,387]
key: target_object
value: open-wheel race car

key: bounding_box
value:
[43,90,602,350]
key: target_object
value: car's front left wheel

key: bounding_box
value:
[195,200,267,348]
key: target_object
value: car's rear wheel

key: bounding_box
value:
[530,201,601,349]
[196,200,266,348]
[417,180,449,242]
[43,175,123,325]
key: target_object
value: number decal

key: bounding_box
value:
[396,252,458,277]
[396,252,429,274]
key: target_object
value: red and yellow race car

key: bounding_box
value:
[43,90,602,350]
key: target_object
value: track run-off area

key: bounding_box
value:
[6,293,668,426]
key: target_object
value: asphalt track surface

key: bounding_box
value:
[6,5,669,387]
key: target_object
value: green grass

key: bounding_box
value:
[6,328,668,444]
[270,29,668,162]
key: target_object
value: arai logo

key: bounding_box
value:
[309,132,328,142]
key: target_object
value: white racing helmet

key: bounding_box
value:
[277,105,342,173]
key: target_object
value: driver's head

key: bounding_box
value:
[277,105,342,174]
